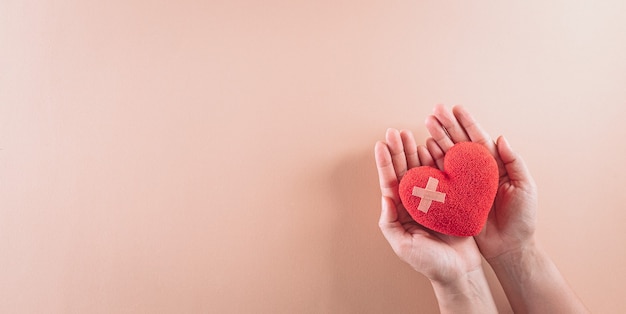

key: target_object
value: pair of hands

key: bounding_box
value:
[375,105,538,285]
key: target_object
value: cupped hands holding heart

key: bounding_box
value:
[375,104,538,284]
[375,105,592,314]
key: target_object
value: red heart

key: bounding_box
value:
[399,142,499,236]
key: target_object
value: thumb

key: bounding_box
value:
[378,196,408,251]
[496,136,534,186]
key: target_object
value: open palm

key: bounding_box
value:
[375,128,483,283]
[423,105,538,260]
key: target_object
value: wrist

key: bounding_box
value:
[430,267,485,296]
[485,240,589,313]
[485,238,539,267]
[480,241,549,302]
[430,268,497,314]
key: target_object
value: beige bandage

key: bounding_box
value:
[412,177,446,213]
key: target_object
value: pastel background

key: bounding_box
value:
[2,1,626,313]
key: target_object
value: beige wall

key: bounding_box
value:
[2,1,626,313]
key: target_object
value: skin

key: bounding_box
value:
[376,105,590,313]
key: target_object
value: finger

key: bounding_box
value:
[375,141,401,203]
[400,129,420,169]
[452,105,505,175]
[379,196,410,255]
[386,128,408,179]
[433,104,470,143]
[426,138,445,170]
[425,115,455,152]
[496,136,534,187]
[417,145,436,168]
[451,106,494,145]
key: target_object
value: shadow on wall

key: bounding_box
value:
[327,145,439,313]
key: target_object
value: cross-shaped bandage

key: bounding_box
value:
[412,177,446,213]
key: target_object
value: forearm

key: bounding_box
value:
[488,241,589,313]
[430,268,498,314]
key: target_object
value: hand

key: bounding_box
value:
[375,128,483,284]
[424,104,538,260]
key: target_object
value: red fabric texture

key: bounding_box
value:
[399,142,499,236]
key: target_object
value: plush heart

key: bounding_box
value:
[398,142,499,237]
